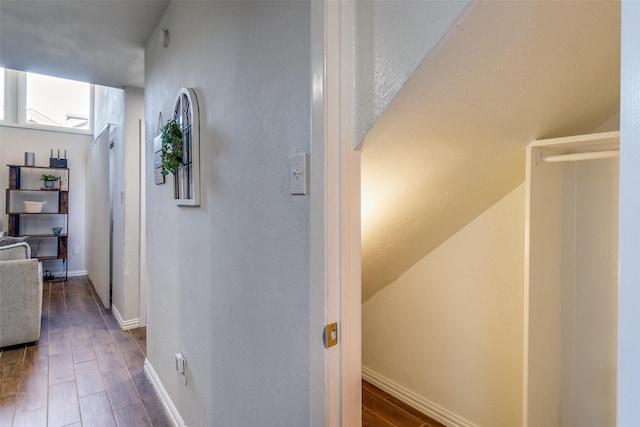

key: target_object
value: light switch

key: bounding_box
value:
[175,353,187,385]
[290,153,309,195]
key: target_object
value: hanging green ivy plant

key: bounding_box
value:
[160,119,183,176]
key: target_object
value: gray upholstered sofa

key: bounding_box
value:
[0,242,43,347]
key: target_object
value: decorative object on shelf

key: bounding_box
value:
[40,174,59,189]
[51,227,63,236]
[49,148,67,168]
[23,201,46,213]
[160,118,184,176]
[24,152,35,166]
[170,87,201,206]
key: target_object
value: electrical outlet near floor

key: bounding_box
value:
[72,246,79,255]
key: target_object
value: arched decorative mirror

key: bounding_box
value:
[173,87,200,206]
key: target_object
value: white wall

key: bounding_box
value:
[123,88,143,323]
[0,126,91,275]
[354,0,469,144]
[619,3,640,424]
[87,127,111,308]
[144,2,311,426]
[566,159,618,427]
[92,86,143,324]
[363,185,524,427]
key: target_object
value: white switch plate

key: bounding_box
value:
[290,153,309,195]
[175,353,187,385]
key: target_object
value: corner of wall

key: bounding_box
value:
[112,304,140,331]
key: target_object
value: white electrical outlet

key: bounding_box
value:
[175,353,187,385]
[72,246,80,255]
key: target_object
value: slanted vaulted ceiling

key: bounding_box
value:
[361,1,620,301]
[0,0,169,88]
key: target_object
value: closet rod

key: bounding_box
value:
[537,150,619,164]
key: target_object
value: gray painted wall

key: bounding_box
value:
[144,2,311,425]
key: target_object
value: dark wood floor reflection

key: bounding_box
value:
[362,380,445,427]
[0,276,171,427]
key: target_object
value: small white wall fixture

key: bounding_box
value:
[171,87,200,206]
[524,130,619,427]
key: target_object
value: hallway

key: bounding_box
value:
[0,277,170,427]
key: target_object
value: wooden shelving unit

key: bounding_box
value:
[6,165,69,281]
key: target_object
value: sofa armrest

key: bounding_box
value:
[0,259,43,347]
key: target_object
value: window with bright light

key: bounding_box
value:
[0,68,5,121]
[25,72,91,130]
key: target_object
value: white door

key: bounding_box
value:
[87,125,112,308]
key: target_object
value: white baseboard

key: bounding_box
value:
[112,304,140,330]
[68,270,88,277]
[362,366,477,427]
[144,359,186,427]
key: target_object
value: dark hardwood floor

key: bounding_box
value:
[2,275,446,427]
[0,276,171,427]
[362,380,445,427]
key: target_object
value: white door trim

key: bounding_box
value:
[310,1,361,426]
[139,118,147,326]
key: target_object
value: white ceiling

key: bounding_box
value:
[0,0,621,301]
[0,0,169,88]
[361,0,621,301]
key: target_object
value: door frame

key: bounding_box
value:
[310,1,362,425]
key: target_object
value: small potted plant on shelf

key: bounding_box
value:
[40,174,59,189]
[160,119,183,176]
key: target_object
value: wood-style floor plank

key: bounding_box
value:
[362,389,423,427]
[90,324,114,347]
[104,367,140,411]
[0,277,171,426]
[129,327,147,355]
[363,380,393,400]
[47,331,71,356]
[0,395,17,427]
[95,343,124,373]
[131,374,172,427]
[48,352,75,385]
[0,376,20,399]
[0,348,25,366]
[386,396,445,427]
[22,346,47,374]
[114,402,152,427]
[120,350,145,378]
[79,391,117,427]
[14,370,47,413]
[362,380,444,427]
[75,359,106,397]
[70,337,96,364]
[363,408,395,427]
[110,330,139,354]
[11,406,46,427]
[47,380,80,427]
